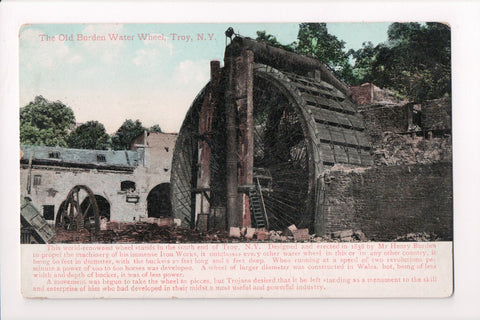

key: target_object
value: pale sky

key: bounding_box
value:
[19,23,390,134]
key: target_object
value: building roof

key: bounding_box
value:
[20,145,139,170]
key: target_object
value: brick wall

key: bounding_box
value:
[20,133,177,224]
[422,97,452,132]
[322,162,453,241]
[350,83,374,105]
[351,83,403,105]
[20,164,173,223]
[360,103,407,138]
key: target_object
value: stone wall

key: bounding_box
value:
[350,83,374,105]
[145,133,177,175]
[422,97,452,132]
[360,103,407,138]
[20,164,172,224]
[359,97,452,140]
[20,133,177,224]
[321,162,453,241]
[350,83,402,105]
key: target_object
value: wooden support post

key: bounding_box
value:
[225,56,239,228]
[26,152,35,194]
[195,60,221,230]
[405,103,414,132]
[370,83,375,104]
[235,49,254,227]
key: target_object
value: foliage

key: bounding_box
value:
[348,41,377,84]
[256,31,295,52]
[148,124,163,133]
[255,23,451,102]
[256,24,355,83]
[67,120,110,150]
[351,22,451,102]
[295,23,355,83]
[111,119,146,150]
[20,96,75,147]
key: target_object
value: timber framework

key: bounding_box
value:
[171,35,374,235]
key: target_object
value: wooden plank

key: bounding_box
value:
[308,106,340,124]
[294,82,345,100]
[355,132,371,148]
[343,130,359,146]
[341,99,357,113]
[333,145,348,163]
[359,149,374,166]
[333,113,353,127]
[316,123,332,141]
[303,94,354,114]
[290,75,336,92]
[317,80,335,91]
[345,147,362,165]
[308,104,367,131]
[317,124,372,152]
[318,142,335,163]
[329,126,347,144]
[347,114,365,129]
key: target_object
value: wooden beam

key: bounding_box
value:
[235,49,254,227]
[225,56,239,228]
[195,60,221,230]
[227,36,351,97]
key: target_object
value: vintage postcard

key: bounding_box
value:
[19,22,453,298]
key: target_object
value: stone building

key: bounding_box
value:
[20,132,177,226]
[350,83,403,106]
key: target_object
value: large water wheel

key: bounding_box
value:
[171,36,373,234]
[55,185,100,232]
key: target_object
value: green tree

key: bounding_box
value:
[148,124,163,133]
[111,119,146,150]
[256,30,295,52]
[256,24,355,83]
[348,41,377,85]
[20,96,75,147]
[67,120,110,150]
[296,23,355,83]
[351,22,451,102]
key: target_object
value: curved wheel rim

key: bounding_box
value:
[55,185,100,232]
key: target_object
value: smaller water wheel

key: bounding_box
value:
[56,185,100,232]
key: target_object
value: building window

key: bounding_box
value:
[48,151,60,159]
[97,154,106,162]
[43,205,54,220]
[121,180,136,192]
[33,175,42,186]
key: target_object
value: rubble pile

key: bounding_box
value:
[372,133,452,166]
[54,228,94,243]
[54,222,232,244]
[393,232,441,242]
[53,223,445,244]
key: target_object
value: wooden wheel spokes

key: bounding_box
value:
[170,71,313,231]
[55,185,100,232]
[253,76,310,230]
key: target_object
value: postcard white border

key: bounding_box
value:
[1,0,480,319]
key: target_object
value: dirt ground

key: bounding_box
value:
[52,222,443,244]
